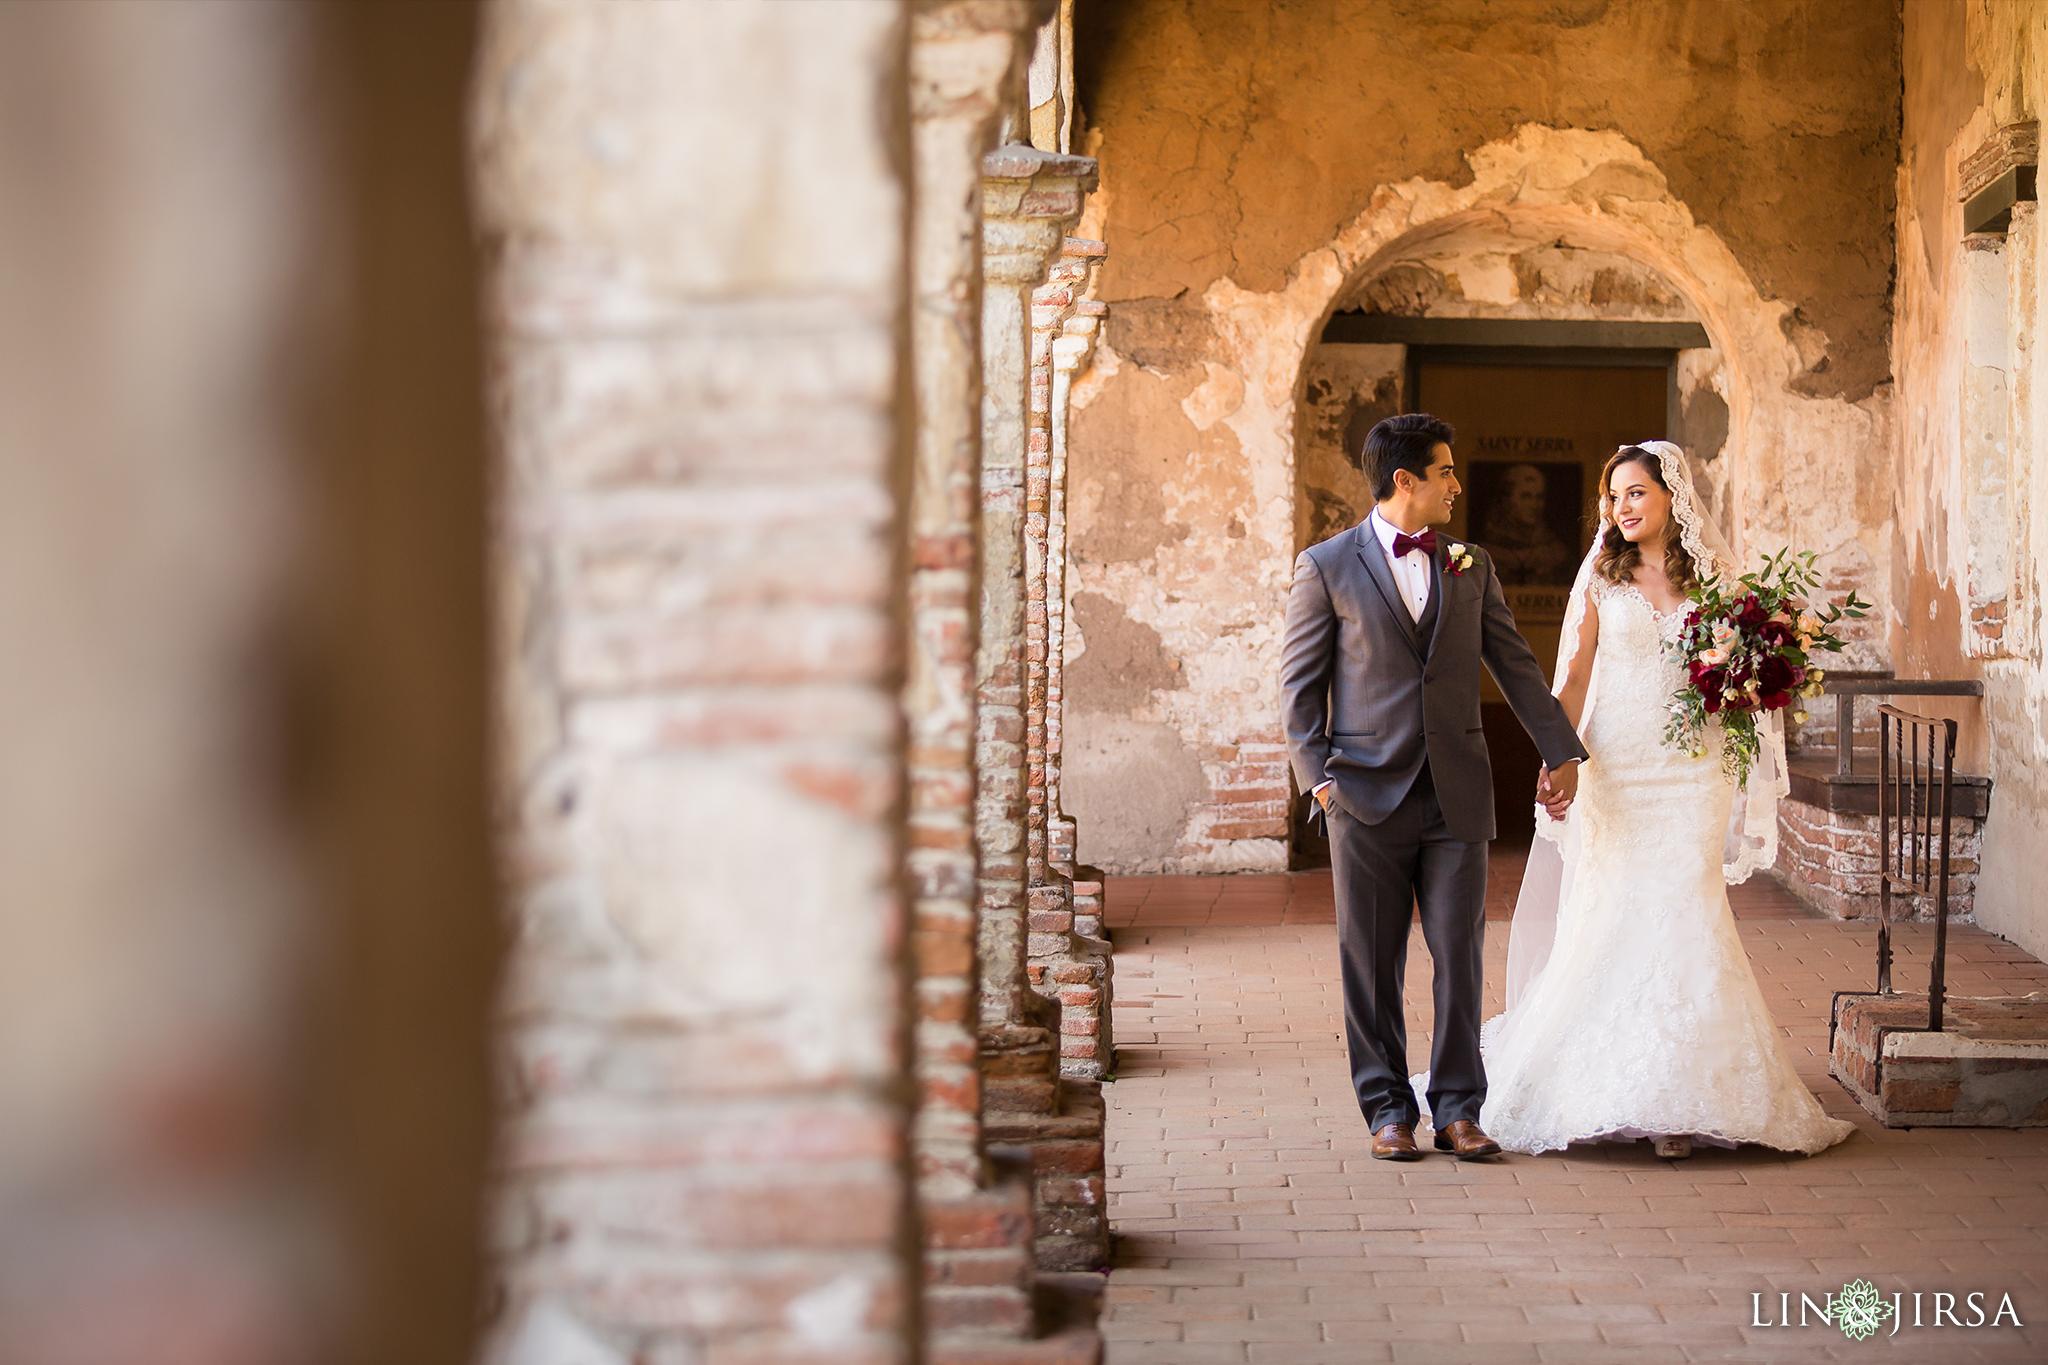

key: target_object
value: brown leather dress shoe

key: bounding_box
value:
[1433,1120,1504,1160]
[1370,1122,1424,1161]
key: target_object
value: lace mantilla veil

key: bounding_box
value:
[1501,440,1790,1013]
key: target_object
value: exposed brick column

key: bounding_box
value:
[977,146,1096,1032]
[1046,296,1107,884]
[1027,249,1103,881]
[975,148,1112,1283]
[1024,242,1100,889]
[1046,298,1107,959]
[904,6,1100,1355]
[906,0,1039,1212]
[474,4,923,1361]
[1021,244,1114,1084]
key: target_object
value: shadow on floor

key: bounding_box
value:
[1105,847,1818,931]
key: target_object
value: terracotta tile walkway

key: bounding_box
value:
[1098,857,2048,1363]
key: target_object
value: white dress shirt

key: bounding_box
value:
[1316,510,1437,801]
[1369,507,1434,623]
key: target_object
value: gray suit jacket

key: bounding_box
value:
[1280,519,1589,843]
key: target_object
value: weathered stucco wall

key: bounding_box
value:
[1893,0,2048,964]
[1062,0,1900,870]
[1077,0,1900,402]
[1293,244,1729,558]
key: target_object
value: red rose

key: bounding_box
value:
[1700,668,1725,713]
[1756,653,1798,695]
[1736,595,1769,630]
[1760,620,1794,647]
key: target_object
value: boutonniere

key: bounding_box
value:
[1445,542,1475,577]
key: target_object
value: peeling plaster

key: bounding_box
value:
[1076,0,1900,402]
[1067,124,1895,870]
[1890,2,2048,963]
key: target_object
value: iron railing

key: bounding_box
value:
[1874,706,1959,1031]
[1816,675,1983,1042]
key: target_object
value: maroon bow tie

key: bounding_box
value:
[1390,529,1438,558]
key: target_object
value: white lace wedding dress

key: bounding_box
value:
[1471,580,1857,1155]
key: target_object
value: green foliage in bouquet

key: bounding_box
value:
[1662,548,1870,787]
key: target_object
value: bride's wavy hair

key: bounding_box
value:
[1594,446,1698,592]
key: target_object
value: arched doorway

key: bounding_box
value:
[1060,125,1873,878]
[1292,216,1731,852]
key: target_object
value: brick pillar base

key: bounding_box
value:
[980,1022,1109,1273]
[1831,993,2048,1126]
[1026,879,1114,1080]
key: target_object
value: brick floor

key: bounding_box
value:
[1098,854,2048,1363]
[1104,850,1813,929]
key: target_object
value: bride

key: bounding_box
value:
[1456,441,1855,1159]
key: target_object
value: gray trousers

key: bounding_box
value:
[1328,768,1489,1131]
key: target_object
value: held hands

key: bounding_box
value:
[1537,760,1580,821]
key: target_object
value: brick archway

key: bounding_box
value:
[1285,131,1820,571]
[1060,126,1891,876]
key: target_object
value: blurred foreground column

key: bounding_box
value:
[474,2,922,1361]
[0,4,496,1365]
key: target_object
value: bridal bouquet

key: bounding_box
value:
[1663,548,1870,785]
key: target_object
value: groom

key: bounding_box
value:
[1281,414,1589,1161]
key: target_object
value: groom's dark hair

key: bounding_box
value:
[1362,413,1456,501]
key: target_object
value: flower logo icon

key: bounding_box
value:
[1833,1279,1895,1341]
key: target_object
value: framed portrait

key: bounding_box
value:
[1465,460,1585,625]
[1466,460,1585,588]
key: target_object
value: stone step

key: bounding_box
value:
[928,1273,1105,1365]
[979,1023,1059,1064]
[924,1148,1039,1335]
[924,1179,1035,1260]
[983,1073,1057,1114]
[1831,991,2048,1126]
[980,1023,1062,1114]
[928,1326,1099,1365]
[926,1284,1035,1338]
[985,1080,1103,1144]
[986,1086,1108,1272]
